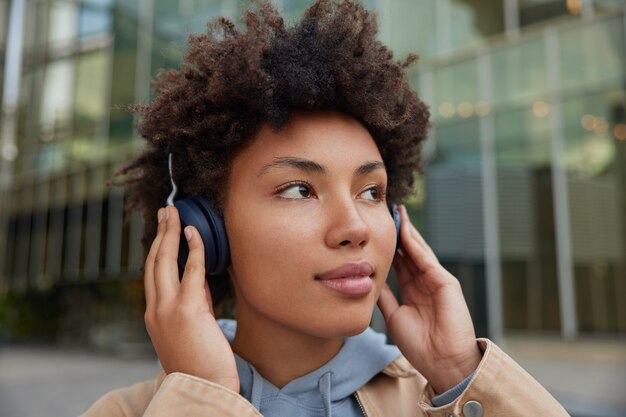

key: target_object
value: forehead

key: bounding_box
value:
[233,110,383,171]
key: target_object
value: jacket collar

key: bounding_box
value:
[380,355,419,378]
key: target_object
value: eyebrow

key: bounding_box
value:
[257,157,385,177]
[355,160,385,176]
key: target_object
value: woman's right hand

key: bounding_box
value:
[144,205,239,393]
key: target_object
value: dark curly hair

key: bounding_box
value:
[113,0,430,315]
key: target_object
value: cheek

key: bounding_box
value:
[227,208,319,292]
[372,213,398,264]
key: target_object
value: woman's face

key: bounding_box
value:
[224,110,397,338]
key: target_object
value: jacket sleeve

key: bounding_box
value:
[80,372,262,417]
[417,338,571,417]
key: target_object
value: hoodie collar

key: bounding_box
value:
[218,319,401,410]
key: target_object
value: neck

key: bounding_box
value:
[231,303,344,388]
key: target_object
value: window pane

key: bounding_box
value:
[78,2,113,38]
[491,38,546,104]
[559,16,625,91]
[432,58,479,123]
[40,58,74,132]
[562,88,626,333]
[382,0,437,59]
[450,0,504,51]
[494,104,560,331]
[74,50,109,137]
[47,1,77,47]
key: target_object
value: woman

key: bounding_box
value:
[83,1,570,416]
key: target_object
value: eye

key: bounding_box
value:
[359,185,385,202]
[276,182,314,199]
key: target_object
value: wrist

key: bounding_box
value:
[427,347,482,394]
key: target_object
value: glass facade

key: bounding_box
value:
[418,6,626,337]
[1,0,625,345]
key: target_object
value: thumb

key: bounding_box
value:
[377,284,400,324]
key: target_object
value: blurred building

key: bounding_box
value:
[0,0,624,348]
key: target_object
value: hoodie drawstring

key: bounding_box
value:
[249,366,334,417]
[318,371,333,417]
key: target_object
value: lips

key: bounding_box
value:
[316,261,374,280]
[315,262,374,297]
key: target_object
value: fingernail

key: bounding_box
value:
[184,226,192,241]
[157,208,164,223]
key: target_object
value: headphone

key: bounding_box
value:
[165,146,402,277]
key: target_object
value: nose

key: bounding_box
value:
[324,200,370,249]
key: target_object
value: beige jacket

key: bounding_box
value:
[82,339,570,417]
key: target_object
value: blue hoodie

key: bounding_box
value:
[218,319,401,417]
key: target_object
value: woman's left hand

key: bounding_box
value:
[377,205,483,395]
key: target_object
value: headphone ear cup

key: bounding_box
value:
[193,197,230,275]
[174,197,231,277]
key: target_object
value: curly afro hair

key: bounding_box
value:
[113,0,430,314]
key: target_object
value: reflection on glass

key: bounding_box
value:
[491,38,546,104]
[450,0,503,51]
[558,16,625,91]
[562,89,626,334]
[78,2,113,38]
[425,118,485,333]
[40,59,74,136]
[494,104,560,331]
[74,50,109,137]
[47,1,77,47]
[379,0,437,59]
[0,1,9,46]
[432,59,478,121]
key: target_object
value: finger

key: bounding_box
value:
[377,284,400,323]
[153,205,182,299]
[144,208,167,307]
[203,280,215,317]
[395,246,424,281]
[179,226,211,305]
[398,206,438,273]
[393,251,419,287]
[401,205,436,258]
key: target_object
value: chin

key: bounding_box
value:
[304,307,375,339]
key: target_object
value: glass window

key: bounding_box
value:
[74,50,109,138]
[380,0,437,60]
[281,0,312,22]
[493,102,561,332]
[36,142,67,174]
[592,0,626,11]
[23,0,42,52]
[433,118,481,168]
[47,0,78,47]
[494,104,552,168]
[491,37,546,104]
[40,58,74,133]
[0,0,9,46]
[450,0,504,51]
[424,118,485,332]
[78,1,113,38]
[519,0,568,28]
[561,92,617,177]
[432,58,479,123]
[187,1,225,34]
[154,0,181,19]
[561,88,626,334]
[558,16,625,92]
[427,127,482,291]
